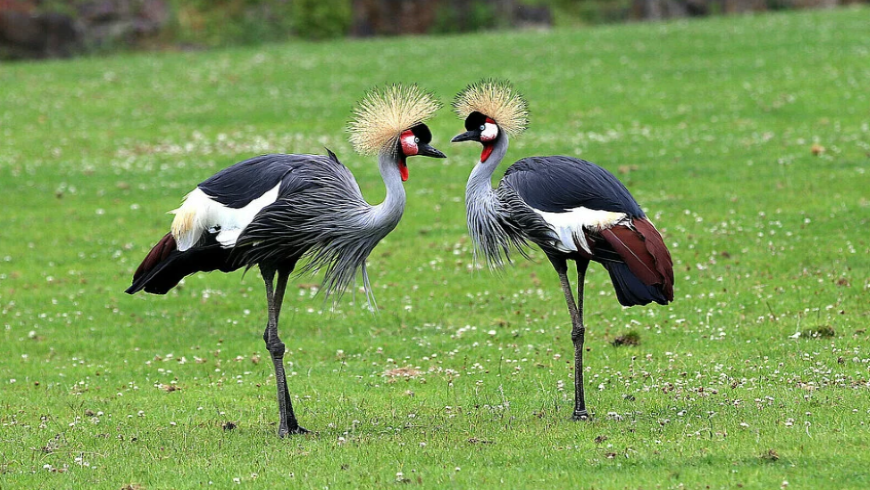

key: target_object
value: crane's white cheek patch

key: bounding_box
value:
[532,207,627,254]
[480,123,498,142]
[170,184,281,250]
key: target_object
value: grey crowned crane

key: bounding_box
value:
[451,80,674,420]
[126,85,445,436]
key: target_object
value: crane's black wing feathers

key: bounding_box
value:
[198,153,337,208]
[502,156,645,216]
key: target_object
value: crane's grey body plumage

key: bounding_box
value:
[233,151,405,305]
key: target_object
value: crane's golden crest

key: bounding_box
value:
[348,84,441,156]
[453,79,528,137]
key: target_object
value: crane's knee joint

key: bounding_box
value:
[571,328,586,343]
[266,340,286,357]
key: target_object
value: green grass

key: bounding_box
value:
[2,6,870,489]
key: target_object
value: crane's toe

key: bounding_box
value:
[571,410,592,422]
[278,425,311,438]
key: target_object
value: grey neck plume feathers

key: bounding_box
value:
[465,134,529,268]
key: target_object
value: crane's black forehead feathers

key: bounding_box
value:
[464,111,489,132]
[410,123,433,144]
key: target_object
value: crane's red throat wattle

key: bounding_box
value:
[480,144,494,163]
[399,159,409,181]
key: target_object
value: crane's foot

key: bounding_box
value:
[278,425,310,438]
[571,410,592,421]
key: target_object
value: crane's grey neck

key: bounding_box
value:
[313,150,405,309]
[368,150,406,231]
[465,134,514,268]
[466,133,510,197]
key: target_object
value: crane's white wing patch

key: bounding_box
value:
[532,206,626,254]
[170,184,281,251]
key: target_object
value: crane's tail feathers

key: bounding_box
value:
[126,254,186,294]
[127,233,178,294]
[126,233,237,295]
[599,218,674,305]
[133,233,176,280]
[604,262,669,307]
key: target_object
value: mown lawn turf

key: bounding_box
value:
[1,6,869,489]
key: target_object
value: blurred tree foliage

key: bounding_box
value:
[292,0,351,39]
[164,0,350,46]
[431,1,503,33]
[547,0,634,25]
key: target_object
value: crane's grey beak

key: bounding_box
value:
[451,131,477,143]
[418,143,446,159]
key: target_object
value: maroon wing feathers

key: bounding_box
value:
[599,226,660,285]
[633,218,674,301]
[599,218,674,302]
[133,233,177,281]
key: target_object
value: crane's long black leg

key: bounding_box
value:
[262,266,308,437]
[549,255,591,421]
[270,269,298,429]
[572,259,590,420]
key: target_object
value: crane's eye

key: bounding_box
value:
[479,125,486,131]
[414,137,420,143]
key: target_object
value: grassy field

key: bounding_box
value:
[2,6,870,489]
